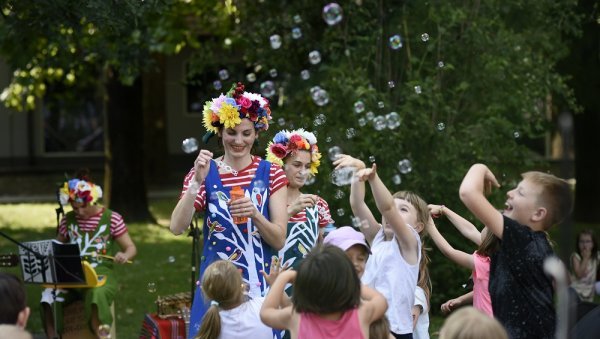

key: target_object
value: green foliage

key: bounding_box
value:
[0,0,233,110]
[186,0,581,306]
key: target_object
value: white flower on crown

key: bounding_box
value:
[242,92,268,107]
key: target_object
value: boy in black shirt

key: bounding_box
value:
[459,164,573,339]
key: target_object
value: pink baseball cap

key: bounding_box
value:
[323,226,371,254]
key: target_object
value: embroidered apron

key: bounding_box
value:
[188,159,275,338]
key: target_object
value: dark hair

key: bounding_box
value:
[74,168,92,182]
[0,273,27,325]
[576,229,598,258]
[292,245,361,314]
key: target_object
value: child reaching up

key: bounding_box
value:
[260,244,387,339]
[426,204,499,317]
[459,164,573,338]
[334,154,426,338]
[197,260,274,339]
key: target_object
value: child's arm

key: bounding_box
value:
[426,216,474,270]
[364,164,419,264]
[459,164,503,239]
[440,291,473,314]
[261,257,292,307]
[429,204,482,246]
[260,270,296,330]
[359,284,388,325]
[333,154,380,244]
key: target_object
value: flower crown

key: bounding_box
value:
[58,178,103,206]
[202,82,272,135]
[265,129,322,175]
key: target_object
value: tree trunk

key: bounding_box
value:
[560,0,600,223]
[105,73,155,223]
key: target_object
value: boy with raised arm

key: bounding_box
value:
[459,164,573,339]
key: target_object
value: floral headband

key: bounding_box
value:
[202,82,272,140]
[265,129,322,175]
[58,178,103,206]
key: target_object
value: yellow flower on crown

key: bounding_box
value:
[219,103,241,129]
[202,102,219,134]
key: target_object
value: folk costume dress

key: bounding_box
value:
[279,196,334,272]
[182,156,287,338]
[40,208,126,334]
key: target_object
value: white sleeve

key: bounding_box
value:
[414,286,428,313]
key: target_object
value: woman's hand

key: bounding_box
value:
[193,150,214,183]
[113,252,130,264]
[288,194,318,216]
[228,196,258,218]
[333,154,366,170]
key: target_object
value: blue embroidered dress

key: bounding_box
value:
[188,159,276,338]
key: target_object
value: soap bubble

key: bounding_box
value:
[334,189,345,199]
[365,111,375,120]
[436,122,446,131]
[300,69,310,80]
[421,33,430,42]
[388,81,395,88]
[328,146,342,161]
[373,116,386,131]
[167,256,176,263]
[386,112,401,129]
[312,88,329,106]
[354,100,365,114]
[369,155,376,163]
[269,34,282,49]
[437,61,445,68]
[378,101,385,108]
[269,68,278,78]
[213,80,222,90]
[337,208,345,216]
[513,131,520,138]
[309,50,322,65]
[218,69,229,80]
[358,117,367,127]
[181,138,199,154]
[293,14,302,24]
[389,34,403,50]
[277,117,286,126]
[260,81,276,98]
[224,38,232,46]
[414,85,422,94]
[392,174,402,185]
[292,27,302,39]
[398,159,412,174]
[98,324,111,339]
[322,3,343,26]
[147,282,157,293]
[346,128,356,139]
[246,73,256,82]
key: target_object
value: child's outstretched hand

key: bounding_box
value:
[482,166,501,196]
[260,256,289,287]
[356,163,377,182]
[332,154,366,170]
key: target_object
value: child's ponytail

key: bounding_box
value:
[196,260,245,339]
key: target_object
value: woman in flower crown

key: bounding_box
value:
[265,129,335,276]
[169,82,288,338]
[41,169,137,338]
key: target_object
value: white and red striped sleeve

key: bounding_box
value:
[109,211,128,238]
[316,196,335,227]
[269,164,288,194]
[181,168,207,211]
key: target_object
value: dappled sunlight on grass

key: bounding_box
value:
[0,200,199,337]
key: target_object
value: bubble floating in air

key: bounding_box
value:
[300,69,310,80]
[246,73,256,82]
[218,69,229,80]
[392,174,402,185]
[421,33,430,42]
[328,146,342,161]
[414,85,422,94]
[277,118,286,126]
[213,80,222,90]
[354,100,365,114]
[269,34,282,49]
[389,34,403,50]
[373,116,386,131]
[292,27,302,39]
[182,138,199,154]
[260,81,276,98]
[322,3,343,26]
[309,50,322,65]
[398,159,412,174]
[386,112,401,129]
[269,68,278,78]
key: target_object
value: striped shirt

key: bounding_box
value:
[181,156,288,211]
[289,196,334,228]
[59,208,128,239]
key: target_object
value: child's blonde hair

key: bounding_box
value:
[521,171,573,228]
[439,307,508,339]
[196,260,245,339]
[392,191,432,308]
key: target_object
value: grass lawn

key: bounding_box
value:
[0,198,194,338]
